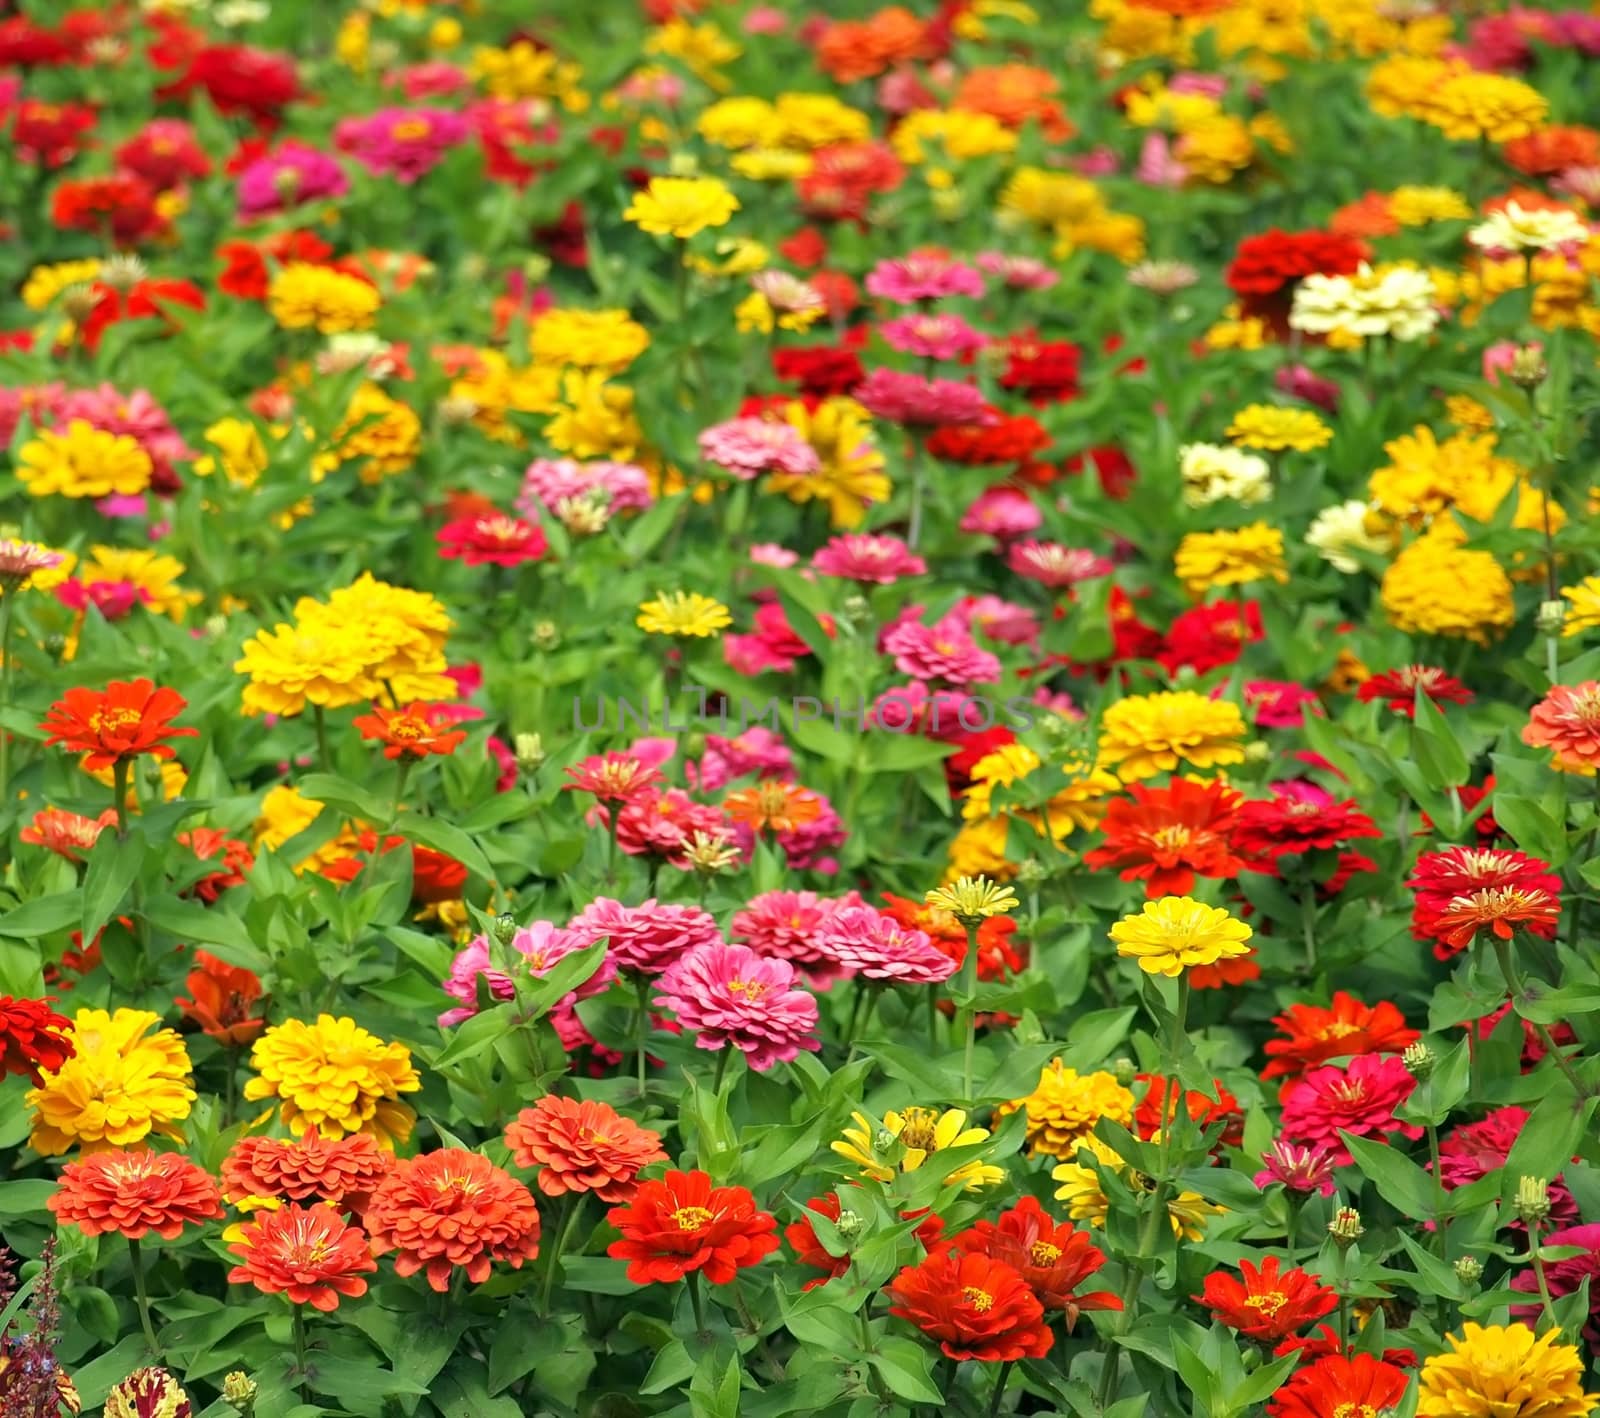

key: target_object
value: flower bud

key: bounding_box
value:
[1112,1057,1136,1087]
[492,914,519,947]
[514,732,545,771]
[835,1209,864,1239]
[1014,858,1046,886]
[1402,1041,1435,1080]
[1329,1207,1364,1247]
[531,620,560,650]
[523,254,552,286]
[875,1129,896,1152]
[1537,599,1567,637]
[1244,740,1272,762]
[1509,345,1548,389]
[1515,1175,1550,1226]
[840,594,872,628]
[1453,1255,1483,1286]
[223,1373,258,1415]
[61,283,99,324]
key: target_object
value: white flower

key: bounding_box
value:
[1467,201,1589,254]
[1178,443,1271,508]
[1307,500,1390,574]
[1289,263,1440,342]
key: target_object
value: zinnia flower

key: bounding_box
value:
[1225,404,1333,452]
[654,944,820,1070]
[1196,1254,1338,1342]
[996,1063,1134,1158]
[38,679,196,771]
[1262,992,1419,1087]
[567,897,722,977]
[1230,794,1382,866]
[636,591,733,638]
[365,1148,541,1291]
[50,1148,222,1239]
[623,176,740,238]
[1523,681,1600,774]
[606,1169,779,1283]
[351,702,468,760]
[564,752,664,805]
[1254,1139,1338,1196]
[887,1250,1052,1362]
[1084,778,1248,897]
[221,1130,392,1208]
[1174,523,1289,597]
[1417,1323,1597,1418]
[854,369,993,427]
[832,1106,1004,1190]
[950,1195,1118,1326]
[503,1096,668,1201]
[1279,1054,1422,1165]
[175,952,266,1046]
[698,418,819,477]
[0,996,74,1084]
[243,1015,420,1148]
[1268,1352,1411,1418]
[1096,691,1248,781]
[436,512,547,567]
[1409,847,1562,959]
[1357,664,1473,716]
[1512,1224,1600,1342]
[104,1368,193,1418]
[813,905,956,984]
[811,533,926,584]
[227,1202,377,1311]
[1111,897,1253,978]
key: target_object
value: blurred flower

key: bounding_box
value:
[624,176,739,238]
[1226,404,1333,452]
[997,1063,1134,1158]
[176,952,266,1046]
[18,421,153,500]
[436,512,548,567]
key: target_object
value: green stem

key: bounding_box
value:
[926,981,939,1051]
[906,437,927,550]
[713,1045,732,1094]
[988,1359,1014,1418]
[634,974,652,1098]
[313,704,332,772]
[128,1239,160,1359]
[540,1197,582,1316]
[112,756,130,838]
[959,922,980,1103]
[0,592,14,803]
[1300,883,1318,974]
[293,1302,311,1404]
[1491,935,1590,1098]
[1526,1220,1561,1335]
[687,1271,707,1337]
[1427,1123,1448,1256]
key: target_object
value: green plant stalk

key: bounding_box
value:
[128,1239,161,1359]
[959,921,981,1103]
[1491,934,1590,1098]
[1427,1122,1448,1256]
[634,973,652,1098]
[112,756,131,838]
[292,1302,311,1404]
[0,592,14,804]
[313,704,332,773]
[540,1196,582,1316]
[987,1359,1014,1418]
[1524,1220,1561,1335]
[687,1270,707,1337]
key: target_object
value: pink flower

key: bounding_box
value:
[814,906,957,984]
[731,889,863,981]
[868,682,979,737]
[1275,364,1341,414]
[1135,133,1188,188]
[1279,1055,1422,1165]
[879,313,987,361]
[237,142,350,217]
[1244,680,1323,728]
[689,729,795,794]
[334,106,473,183]
[1512,1224,1600,1340]
[1484,340,1534,384]
[812,533,927,584]
[960,486,1041,539]
[973,252,1058,291]
[725,602,818,676]
[439,920,614,1027]
[388,61,473,100]
[1071,146,1120,176]
[774,797,848,875]
[654,944,820,1070]
[1253,1138,1338,1196]
[883,619,1001,687]
[748,543,799,569]
[1006,541,1113,588]
[957,594,1040,648]
[567,898,723,976]
[855,369,993,427]
[1170,70,1229,98]
[743,6,789,34]
[1438,1106,1579,1229]
[436,512,547,566]
[614,791,736,867]
[699,418,820,478]
[0,382,66,448]
[864,253,985,304]
[517,457,652,516]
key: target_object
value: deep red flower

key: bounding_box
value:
[1085,778,1248,897]
[1225,229,1368,329]
[1155,600,1263,676]
[1408,846,1562,959]
[51,174,166,245]
[1135,1074,1245,1148]
[79,277,206,351]
[951,1196,1119,1326]
[1266,1352,1410,1418]
[927,412,1050,466]
[785,1194,852,1290]
[606,1169,779,1284]
[157,43,300,125]
[1419,776,1501,843]
[39,679,197,771]
[772,344,865,397]
[532,201,589,264]
[1230,795,1382,867]
[998,336,1080,406]
[115,120,212,190]
[1262,992,1420,1089]
[1196,1254,1338,1341]
[1356,664,1474,716]
[176,951,266,1046]
[0,15,75,65]
[0,997,75,1084]
[11,99,97,168]
[888,1248,1053,1361]
[436,512,547,567]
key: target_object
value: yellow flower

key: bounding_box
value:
[997,1063,1135,1158]
[1306,499,1393,574]
[646,19,740,87]
[1225,404,1332,452]
[690,237,770,277]
[253,783,365,872]
[195,416,271,486]
[1364,55,1451,120]
[999,167,1103,230]
[731,148,814,181]
[1097,691,1248,781]
[17,421,153,500]
[925,874,1017,923]
[71,546,199,621]
[1204,304,1269,351]
[268,263,380,335]
[1174,523,1289,598]
[1561,576,1600,637]
[222,1194,282,1245]
[235,617,381,716]
[1112,896,1253,978]
[772,93,871,150]
[1390,185,1471,225]
[1425,71,1548,143]
[0,541,73,596]
[1381,529,1514,645]
[624,176,740,239]
[470,41,588,109]
[831,1106,1004,1190]
[1176,114,1256,185]
[27,1008,196,1155]
[770,397,890,528]
[449,349,563,444]
[637,591,732,637]
[21,258,101,310]
[529,308,650,371]
[1417,1323,1597,1418]
[1052,1136,1223,1239]
[945,816,1015,881]
[320,573,454,701]
[320,383,421,484]
[891,109,1018,164]
[1445,394,1496,432]
[244,1015,420,1149]
[696,96,779,148]
[545,372,643,460]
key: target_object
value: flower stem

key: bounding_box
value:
[1427,1122,1448,1255]
[634,974,651,1098]
[1491,934,1590,1097]
[112,756,130,838]
[687,1271,707,1337]
[713,1045,731,1094]
[988,1359,1014,1418]
[292,1302,311,1404]
[540,1196,582,1316]
[127,1239,160,1359]
[0,592,14,802]
[906,437,927,550]
[959,922,981,1103]
[1525,1219,1561,1335]
[313,704,332,772]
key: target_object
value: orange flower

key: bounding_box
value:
[175,951,266,1046]
[177,826,254,902]
[1330,192,1401,239]
[38,679,196,771]
[18,806,117,862]
[222,1129,393,1209]
[1522,681,1600,773]
[1262,992,1420,1091]
[955,66,1075,141]
[1186,951,1261,990]
[49,1148,222,1240]
[504,1096,668,1202]
[227,1202,377,1311]
[351,702,468,760]
[365,1148,541,1291]
[816,7,926,83]
[723,780,822,834]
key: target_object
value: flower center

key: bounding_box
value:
[672,1206,714,1232]
[1244,1291,1288,1318]
[895,1107,939,1152]
[1150,825,1193,850]
[391,120,431,140]
[961,1287,994,1313]
[728,978,768,999]
[90,707,143,736]
[1318,1020,1361,1040]
[1029,1241,1061,1265]
[1332,1406,1377,1418]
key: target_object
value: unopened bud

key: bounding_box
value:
[61,283,99,324]
[1454,1255,1483,1286]
[1537,599,1567,637]
[492,913,518,947]
[1111,1057,1136,1087]
[1402,1041,1435,1080]
[531,620,560,650]
[1515,1175,1550,1226]
[223,1372,258,1414]
[1329,1207,1364,1246]
[98,253,147,293]
[514,732,545,771]
[1014,858,1046,886]
[1509,346,1548,389]
[271,167,302,199]
[839,594,872,628]
[1244,740,1272,762]
[875,1129,896,1152]
[835,1209,863,1238]
[523,254,552,285]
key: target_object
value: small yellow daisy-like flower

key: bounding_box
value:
[773,397,890,530]
[1111,896,1254,978]
[1417,1322,1597,1418]
[997,1062,1135,1158]
[268,262,380,335]
[1444,394,1496,432]
[1174,523,1289,599]
[17,421,153,501]
[1225,404,1333,452]
[924,873,1017,924]
[529,308,650,372]
[1096,691,1248,782]
[21,258,101,310]
[195,416,271,487]
[831,1106,1004,1191]
[731,148,814,182]
[244,1014,420,1150]
[636,591,733,638]
[27,1008,196,1155]
[624,176,740,239]
[545,371,643,461]
[1052,1136,1224,1240]
[1561,576,1600,638]
[1203,304,1269,352]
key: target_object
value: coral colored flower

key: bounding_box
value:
[1085,778,1247,897]
[698,418,819,478]
[227,1203,377,1311]
[504,1096,667,1201]
[1409,847,1562,959]
[1112,896,1253,978]
[564,752,665,805]
[177,826,255,903]
[1268,1352,1411,1418]
[724,780,823,835]
[997,1063,1135,1158]
[1522,681,1600,774]
[38,679,196,771]
[175,952,266,1047]
[1135,1075,1244,1147]
[1196,1254,1338,1341]
[50,1148,222,1240]
[1357,664,1473,716]
[352,702,468,760]
[365,1148,541,1291]
[0,997,74,1084]
[655,944,820,1070]
[436,512,547,567]
[1417,1323,1596,1418]
[567,897,722,977]
[244,1015,420,1148]
[222,1130,392,1209]
[606,1170,779,1284]
[1262,992,1419,1086]
[951,1195,1119,1326]
[1279,1054,1422,1165]
[888,1249,1053,1362]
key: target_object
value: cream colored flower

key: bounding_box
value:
[1179,443,1271,508]
[1290,263,1439,341]
[1468,201,1589,253]
[1306,500,1392,574]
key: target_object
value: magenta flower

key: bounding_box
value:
[1135,133,1188,188]
[1253,1138,1338,1196]
[1278,1055,1422,1166]
[958,594,1040,648]
[1512,1224,1600,1341]
[960,485,1041,539]
[883,619,1001,687]
[236,142,350,217]
[1438,1106,1579,1228]
[688,727,795,794]
[811,533,926,584]
[864,253,985,304]
[878,313,987,361]
[439,920,613,1027]
[517,457,652,516]
[436,512,547,567]
[698,418,820,478]
[1274,363,1340,414]
[654,944,820,1070]
[814,905,957,984]
[334,106,474,183]
[1006,540,1114,588]
[1243,680,1323,729]
[855,369,994,427]
[730,889,863,982]
[567,897,723,976]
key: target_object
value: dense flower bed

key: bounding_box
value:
[2,0,1600,1415]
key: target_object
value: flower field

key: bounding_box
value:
[5,0,1600,1414]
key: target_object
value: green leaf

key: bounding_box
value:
[1224,1350,1298,1410]
[689,1347,743,1418]
[869,1336,942,1404]
[295,771,390,823]
[81,827,147,942]
[1409,689,1470,789]
[1341,1132,1440,1219]
[1492,795,1569,865]
[0,891,82,939]
[1501,1089,1595,1205]
[641,1338,697,1395]
[0,1180,56,1216]
[391,813,493,880]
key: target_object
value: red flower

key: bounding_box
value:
[0,997,74,1084]
[1266,1352,1409,1418]
[1196,1254,1338,1341]
[606,1169,779,1284]
[772,344,864,397]
[352,702,469,760]
[786,1194,852,1290]
[951,1196,1119,1326]
[157,43,301,125]
[11,99,97,168]
[1355,664,1474,716]
[1262,992,1419,1090]
[1432,886,1562,953]
[1085,778,1248,897]
[177,826,255,902]
[1230,794,1382,867]
[217,230,333,300]
[1272,1325,1418,1368]
[436,512,548,567]
[1419,776,1501,844]
[320,831,468,904]
[1135,1074,1245,1148]
[1408,846,1562,959]
[1225,229,1368,328]
[926,413,1050,466]
[115,119,212,190]
[51,173,166,245]
[39,679,196,771]
[222,1131,393,1210]
[564,751,665,805]
[1155,600,1262,676]
[1187,951,1262,989]
[228,1203,377,1311]
[998,336,1080,405]
[503,1095,668,1202]
[50,1149,223,1240]
[888,1249,1053,1362]
[0,15,75,65]
[79,277,206,351]
[176,951,266,1046]
[19,806,117,862]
